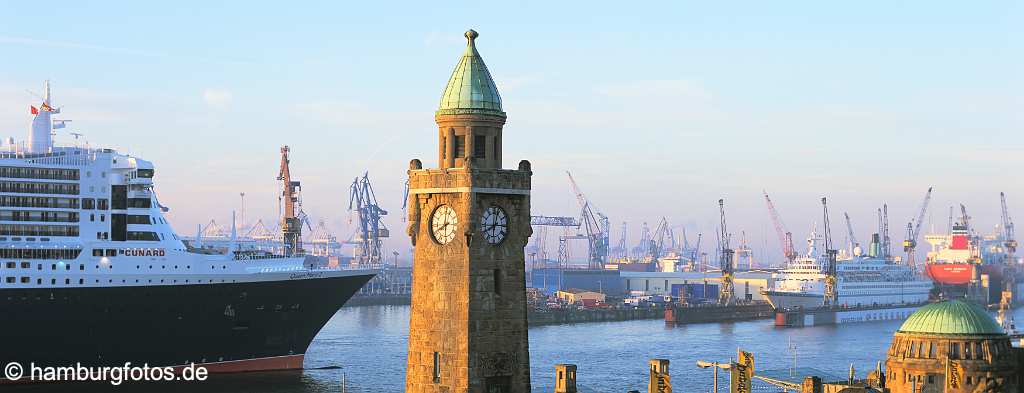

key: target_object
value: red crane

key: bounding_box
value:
[764,191,796,264]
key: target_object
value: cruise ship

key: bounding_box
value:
[762,231,933,310]
[0,82,375,376]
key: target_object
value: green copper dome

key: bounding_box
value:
[898,300,1003,336]
[437,30,503,116]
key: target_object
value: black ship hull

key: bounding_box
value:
[0,273,374,376]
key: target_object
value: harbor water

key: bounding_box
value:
[13,304,1024,392]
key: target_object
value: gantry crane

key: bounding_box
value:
[529,215,580,272]
[843,212,860,255]
[822,198,839,307]
[567,171,610,269]
[764,191,797,264]
[277,146,308,256]
[718,199,735,306]
[348,172,390,268]
[902,187,933,271]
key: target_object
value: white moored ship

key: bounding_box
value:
[762,231,933,310]
[1,82,375,377]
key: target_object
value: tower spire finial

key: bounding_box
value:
[465,29,478,45]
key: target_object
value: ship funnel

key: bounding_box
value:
[868,233,880,257]
[27,80,55,154]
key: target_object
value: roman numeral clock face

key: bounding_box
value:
[481,206,508,245]
[430,205,458,245]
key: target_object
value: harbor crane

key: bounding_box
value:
[277,146,308,256]
[348,172,390,268]
[822,198,839,307]
[529,215,580,271]
[694,233,703,271]
[612,222,628,260]
[960,204,971,233]
[764,191,797,264]
[567,171,610,269]
[1000,192,1016,255]
[634,222,652,261]
[718,199,735,306]
[999,193,1016,294]
[843,212,859,255]
[902,187,933,271]
[651,217,671,260]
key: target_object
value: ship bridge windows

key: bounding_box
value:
[0,224,78,237]
[0,196,79,209]
[0,166,79,181]
[111,186,126,209]
[127,231,159,241]
[127,198,151,209]
[0,210,79,223]
[0,248,81,259]
[137,169,154,178]
[127,215,150,225]
[0,181,79,195]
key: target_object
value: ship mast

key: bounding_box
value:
[278,146,304,256]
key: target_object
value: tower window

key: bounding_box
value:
[441,137,447,159]
[474,135,486,158]
[493,268,502,295]
[454,136,465,158]
[432,352,440,383]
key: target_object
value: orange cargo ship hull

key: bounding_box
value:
[925,263,1005,286]
[925,263,974,285]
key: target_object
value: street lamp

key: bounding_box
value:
[696,360,732,393]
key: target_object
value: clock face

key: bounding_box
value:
[481,206,508,245]
[430,205,458,245]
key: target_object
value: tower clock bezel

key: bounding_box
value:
[430,204,459,245]
[480,205,509,245]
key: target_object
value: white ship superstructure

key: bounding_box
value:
[1,82,375,375]
[762,230,933,310]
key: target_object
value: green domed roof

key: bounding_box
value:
[437,30,503,116]
[898,300,1003,336]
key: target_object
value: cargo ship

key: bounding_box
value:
[0,82,375,379]
[923,220,1015,304]
[923,224,987,285]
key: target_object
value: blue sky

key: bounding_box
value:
[1,1,1021,262]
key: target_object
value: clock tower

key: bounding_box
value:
[405,30,533,393]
